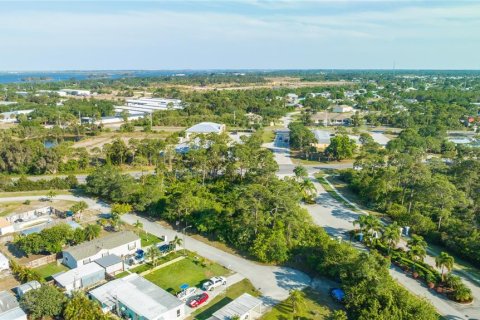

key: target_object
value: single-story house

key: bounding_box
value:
[185,122,226,139]
[94,254,124,275]
[285,93,299,104]
[89,273,185,320]
[53,262,105,293]
[62,231,140,269]
[311,112,351,126]
[0,291,27,320]
[0,218,14,236]
[313,129,331,149]
[15,281,41,298]
[209,293,263,320]
[332,105,354,113]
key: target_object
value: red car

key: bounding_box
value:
[188,293,209,308]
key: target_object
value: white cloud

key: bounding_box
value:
[0,1,479,69]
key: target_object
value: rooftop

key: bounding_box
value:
[63,231,139,261]
[211,293,262,320]
[186,122,224,134]
[53,262,105,286]
[94,254,122,268]
[0,291,22,315]
[89,273,183,319]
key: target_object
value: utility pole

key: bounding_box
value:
[182,225,192,256]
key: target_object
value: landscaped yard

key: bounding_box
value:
[144,254,230,294]
[261,288,339,320]
[139,232,162,247]
[191,279,260,320]
[33,262,68,281]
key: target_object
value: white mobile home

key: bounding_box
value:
[62,231,140,269]
[90,273,185,320]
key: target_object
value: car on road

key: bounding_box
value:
[202,276,226,291]
[177,287,197,301]
[329,288,345,303]
[188,293,209,308]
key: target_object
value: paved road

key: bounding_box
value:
[121,214,312,306]
[305,178,479,320]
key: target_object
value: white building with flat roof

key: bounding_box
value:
[59,89,91,96]
[185,122,226,139]
[115,97,183,114]
[209,293,263,320]
[89,273,185,320]
[0,109,34,123]
[53,262,105,293]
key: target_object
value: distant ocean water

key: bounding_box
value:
[0,70,189,84]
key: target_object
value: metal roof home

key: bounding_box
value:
[186,122,225,134]
[63,231,139,261]
[95,254,122,269]
[89,273,185,320]
[15,280,41,298]
[0,291,27,320]
[210,293,263,320]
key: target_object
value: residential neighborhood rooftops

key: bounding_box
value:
[15,281,41,297]
[53,261,105,286]
[211,293,262,320]
[89,273,183,319]
[0,290,26,320]
[63,231,139,261]
[94,254,122,268]
[186,122,225,134]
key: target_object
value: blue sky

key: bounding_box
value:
[0,1,479,70]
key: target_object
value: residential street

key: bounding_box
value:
[121,214,312,306]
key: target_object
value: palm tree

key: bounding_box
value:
[407,234,427,249]
[288,289,305,318]
[147,246,160,266]
[300,179,317,203]
[354,215,382,244]
[435,252,454,282]
[381,222,401,254]
[170,235,183,251]
[84,224,101,241]
[133,220,144,236]
[46,189,57,201]
[408,244,427,263]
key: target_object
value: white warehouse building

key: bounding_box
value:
[115,98,183,114]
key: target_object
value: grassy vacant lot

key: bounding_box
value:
[261,128,276,143]
[139,232,162,247]
[145,255,230,294]
[261,288,338,320]
[0,199,76,216]
[191,279,260,320]
[33,262,68,281]
[0,190,72,198]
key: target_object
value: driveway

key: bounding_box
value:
[121,214,311,306]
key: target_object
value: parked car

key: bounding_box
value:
[329,288,345,303]
[158,244,173,254]
[177,287,197,301]
[202,276,227,291]
[188,293,209,308]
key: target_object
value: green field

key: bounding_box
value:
[261,288,338,320]
[144,255,230,294]
[139,232,162,247]
[192,279,260,320]
[33,262,68,281]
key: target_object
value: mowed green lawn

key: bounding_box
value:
[192,279,260,320]
[261,288,339,320]
[33,262,68,281]
[144,256,230,294]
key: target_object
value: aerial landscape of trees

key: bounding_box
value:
[2,70,480,319]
